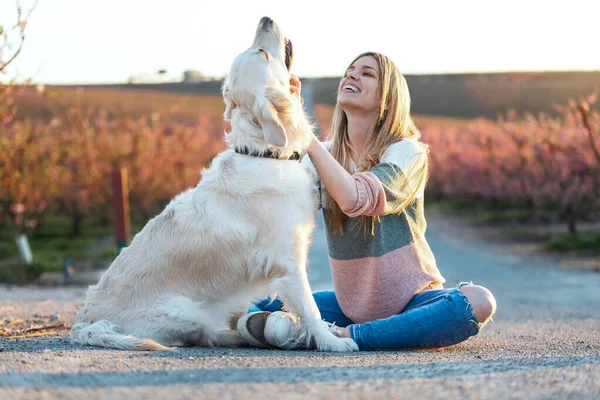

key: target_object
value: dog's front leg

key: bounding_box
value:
[271,262,358,352]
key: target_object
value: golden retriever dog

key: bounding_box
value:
[70,16,358,352]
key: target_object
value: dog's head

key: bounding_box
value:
[223,17,311,155]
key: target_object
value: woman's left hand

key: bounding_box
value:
[290,74,302,101]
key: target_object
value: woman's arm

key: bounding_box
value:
[307,138,428,218]
[290,74,358,212]
[307,137,358,212]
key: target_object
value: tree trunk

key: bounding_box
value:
[70,213,83,237]
[98,207,111,226]
[566,206,577,234]
[70,204,84,238]
[488,196,499,211]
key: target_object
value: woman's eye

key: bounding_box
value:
[363,72,373,77]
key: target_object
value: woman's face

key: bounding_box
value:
[337,55,381,114]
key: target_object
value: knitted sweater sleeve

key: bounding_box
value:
[343,139,427,218]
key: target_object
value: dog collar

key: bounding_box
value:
[234,147,302,162]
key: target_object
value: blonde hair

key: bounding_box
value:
[325,52,429,234]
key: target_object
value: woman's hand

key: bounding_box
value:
[290,74,301,102]
[307,137,359,213]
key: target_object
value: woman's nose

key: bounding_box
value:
[346,70,358,80]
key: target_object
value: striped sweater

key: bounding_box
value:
[302,138,445,323]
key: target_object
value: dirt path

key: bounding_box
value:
[1,211,599,399]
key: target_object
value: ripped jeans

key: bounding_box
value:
[250,282,483,351]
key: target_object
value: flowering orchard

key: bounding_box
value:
[1,84,599,238]
[423,94,600,233]
[0,85,227,237]
[316,98,599,234]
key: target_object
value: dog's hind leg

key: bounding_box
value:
[152,295,250,348]
[211,329,248,347]
[148,294,218,347]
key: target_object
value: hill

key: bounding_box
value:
[49,71,600,119]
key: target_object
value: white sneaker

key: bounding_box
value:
[263,311,343,350]
[264,311,311,349]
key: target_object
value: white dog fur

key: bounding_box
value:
[70,17,358,352]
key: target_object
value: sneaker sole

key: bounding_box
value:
[236,311,272,349]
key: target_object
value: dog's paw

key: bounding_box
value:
[315,336,359,352]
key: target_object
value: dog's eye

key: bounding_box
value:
[258,49,268,60]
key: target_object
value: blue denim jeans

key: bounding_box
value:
[249,282,483,350]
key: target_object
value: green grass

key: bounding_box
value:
[473,209,557,224]
[28,215,114,240]
[0,213,148,283]
[426,198,560,224]
[474,209,531,223]
[428,200,599,256]
[427,199,533,214]
[426,199,481,213]
[0,261,48,284]
[547,234,600,253]
[0,215,123,284]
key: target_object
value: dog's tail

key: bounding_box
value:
[70,320,173,351]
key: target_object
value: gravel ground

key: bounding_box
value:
[1,212,599,399]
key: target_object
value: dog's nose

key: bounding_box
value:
[260,16,273,27]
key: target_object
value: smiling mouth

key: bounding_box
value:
[342,84,361,93]
[285,38,293,71]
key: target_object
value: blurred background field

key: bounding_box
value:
[2,82,598,283]
[1,1,599,283]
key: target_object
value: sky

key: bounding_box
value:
[1,0,599,84]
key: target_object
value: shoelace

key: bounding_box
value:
[281,317,343,349]
[287,319,341,348]
[327,321,343,337]
[280,315,310,348]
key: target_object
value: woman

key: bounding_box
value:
[237,52,497,351]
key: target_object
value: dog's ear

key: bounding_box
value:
[222,81,235,121]
[254,87,293,147]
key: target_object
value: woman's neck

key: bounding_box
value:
[346,112,378,165]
